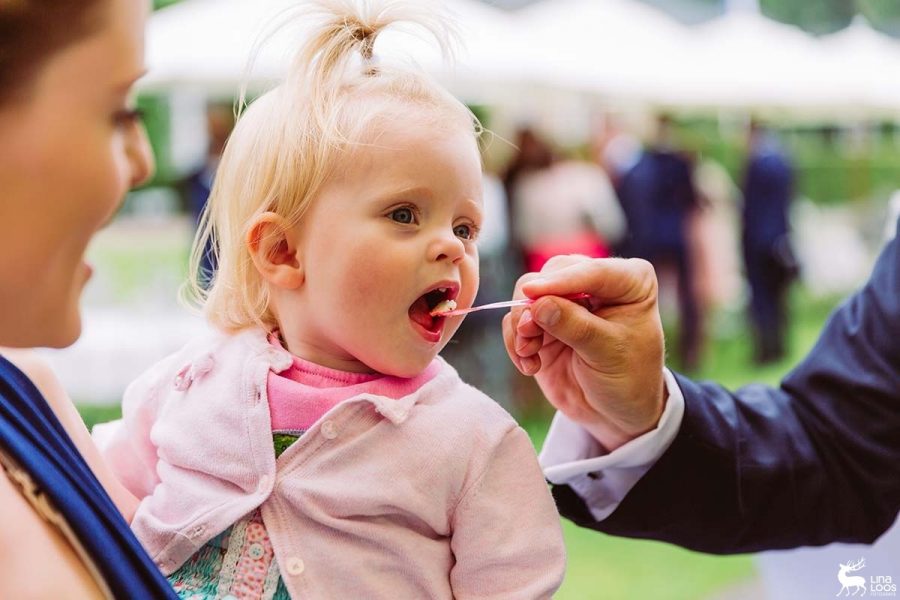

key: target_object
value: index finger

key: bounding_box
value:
[521,257,657,307]
[507,270,545,332]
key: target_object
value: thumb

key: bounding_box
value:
[530,296,611,359]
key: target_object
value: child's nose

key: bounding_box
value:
[427,230,465,264]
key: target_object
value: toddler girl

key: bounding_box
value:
[95,1,566,597]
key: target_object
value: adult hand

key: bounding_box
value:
[502,256,666,452]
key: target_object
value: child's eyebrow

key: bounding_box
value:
[373,186,434,204]
[461,198,484,219]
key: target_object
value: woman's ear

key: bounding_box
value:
[246,212,304,290]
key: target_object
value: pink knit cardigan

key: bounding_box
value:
[94,328,566,598]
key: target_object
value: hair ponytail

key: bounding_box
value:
[289,0,457,139]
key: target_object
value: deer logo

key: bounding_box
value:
[837,558,868,596]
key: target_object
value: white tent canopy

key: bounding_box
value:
[817,17,900,116]
[511,0,696,101]
[676,10,832,110]
[144,0,900,116]
[143,0,531,103]
[514,2,900,115]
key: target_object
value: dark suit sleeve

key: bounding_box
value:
[553,225,900,554]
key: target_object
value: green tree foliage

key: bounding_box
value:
[153,0,181,10]
[857,0,900,36]
[154,0,900,38]
[730,0,900,38]
[760,0,855,35]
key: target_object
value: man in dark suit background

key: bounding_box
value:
[742,121,797,364]
[181,100,234,286]
[615,115,702,371]
[503,217,899,553]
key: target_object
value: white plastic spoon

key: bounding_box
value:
[431,293,590,317]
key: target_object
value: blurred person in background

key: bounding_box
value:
[512,154,625,273]
[183,100,235,222]
[742,120,798,364]
[689,154,743,322]
[501,126,554,271]
[615,114,702,371]
[591,113,643,190]
[0,0,177,596]
[181,99,235,285]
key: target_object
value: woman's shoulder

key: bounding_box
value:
[0,348,53,383]
[0,470,104,599]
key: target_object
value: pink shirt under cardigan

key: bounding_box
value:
[266,339,441,435]
[94,328,566,598]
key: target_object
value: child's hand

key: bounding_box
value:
[501,256,667,452]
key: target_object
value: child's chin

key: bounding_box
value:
[375,354,437,379]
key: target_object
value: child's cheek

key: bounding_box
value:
[339,252,394,309]
[460,258,480,309]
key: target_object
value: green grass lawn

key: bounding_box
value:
[77,286,842,599]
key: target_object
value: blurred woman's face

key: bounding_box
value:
[0,0,153,348]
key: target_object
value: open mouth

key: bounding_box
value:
[408,283,458,340]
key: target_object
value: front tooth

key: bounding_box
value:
[438,287,447,293]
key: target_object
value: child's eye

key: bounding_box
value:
[389,207,417,225]
[454,224,475,240]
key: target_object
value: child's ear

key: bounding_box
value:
[246,212,304,290]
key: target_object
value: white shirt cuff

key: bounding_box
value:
[539,368,685,521]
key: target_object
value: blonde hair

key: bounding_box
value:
[186,0,480,332]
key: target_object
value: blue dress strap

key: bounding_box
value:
[0,355,176,599]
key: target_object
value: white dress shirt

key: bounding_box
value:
[539,369,685,520]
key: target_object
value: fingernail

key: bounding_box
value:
[521,356,539,374]
[533,301,560,327]
[519,309,533,328]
